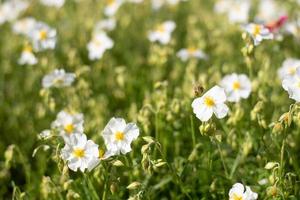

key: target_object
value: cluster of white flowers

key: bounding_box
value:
[0,0,28,25]
[192,73,252,122]
[279,58,300,102]
[229,183,258,200]
[148,21,176,45]
[45,111,140,172]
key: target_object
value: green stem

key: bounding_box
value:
[190,115,196,148]
[217,143,229,178]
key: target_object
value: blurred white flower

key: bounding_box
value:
[102,117,139,155]
[282,68,300,102]
[214,0,250,24]
[104,0,123,17]
[148,21,176,44]
[51,111,84,141]
[244,23,273,46]
[220,73,252,102]
[40,0,65,8]
[61,133,100,172]
[284,19,300,38]
[278,58,300,80]
[127,0,143,3]
[12,17,37,36]
[229,183,258,200]
[29,22,57,51]
[39,129,51,139]
[18,45,38,65]
[151,0,186,10]
[177,47,207,61]
[0,0,28,25]
[94,18,116,32]
[256,0,285,23]
[87,32,114,60]
[42,69,75,88]
[191,85,229,122]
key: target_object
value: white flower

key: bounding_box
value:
[127,0,143,3]
[220,73,252,102]
[278,58,300,80]
[148,21,176,44]
[39,129,51,139]
[191,85,229,122]
[244,23,273,46]
[87,32,114,60]
[284,20,300,38]
[256,0,285,23]
[51,111,84,141]
[61,133,100,172]
[282,68,300,102]
[12,17,37,36]
[94,18,116,32]
[29,22,56,51]
[229,183,258,200]
[102,117,139,155]
[42,69,76,89]
[18,45,38,65]
[40,0,65,8]
[0,0,28,25]
[104,0,123,17]
[177,48,207,61]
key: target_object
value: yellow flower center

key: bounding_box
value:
[288,67,296,75]
[115,131,125,141]
[253,25,261,36]
[232,81,241,90]
[204,96,215,107]
[64,124,74,134]
[157,25,165,33]
[73,148,85,158]
[39,30,48,40]
[232,194,243,200]
[106,0,115,5]
[187,47,197,54]
[23,45,33,52]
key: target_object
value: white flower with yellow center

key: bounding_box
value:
[18,44,38,65]
[12,17,37,36]
[87,32,114,60]
[42,69,75,89]
[229,183,258,200]
[40,0,65,8]
[278,58,300,80]
[102,117,139,155]
[29,22,56,51]
[51,111,84,141]
[104,0,123,17]
[220,73,252,102]
[148,21,176,45]
[61,133,100,172]
[177,47,207,61]
[282,68,300,102]
[191,85,229,122]
[244,23,273,46]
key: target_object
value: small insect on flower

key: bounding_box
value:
[282,67,300,102]
[104,0,123,17]
[177,47,207,62]
[61,133,100,172]
[40,0,65,8]
[29,22,56,51]
[148,21,176,45]
[278,58,300,80]
[87,31,114,61]
[191,85,229,122]
[220,73,252,102]
[12,17,37,36]
[42,69,75,89]
[244,23,273,46]
[51,111,84,141]
[229,183,258,200]
[18,44,38,65]
[102,117,139,155]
